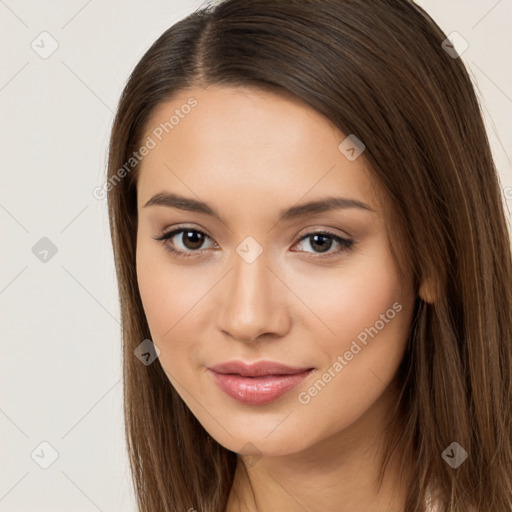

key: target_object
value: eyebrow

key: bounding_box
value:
[143,192,374,222]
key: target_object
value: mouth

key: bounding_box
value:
[207,360,315,405]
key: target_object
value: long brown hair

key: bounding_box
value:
[106,1,512,510]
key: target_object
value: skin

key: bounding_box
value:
[135,85,419,512]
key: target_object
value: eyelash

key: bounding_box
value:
[153,226,354,260]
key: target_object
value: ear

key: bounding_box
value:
[419,276,438,304]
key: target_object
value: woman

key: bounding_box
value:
[106,1,512,510]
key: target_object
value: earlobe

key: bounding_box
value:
[419,276,438,304]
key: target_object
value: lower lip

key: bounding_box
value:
[208,369,313,405]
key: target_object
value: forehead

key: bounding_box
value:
[136,85,382,217]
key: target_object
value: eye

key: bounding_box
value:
[153,227,354,259]
[153,227,217,258]
[291,230,354,257]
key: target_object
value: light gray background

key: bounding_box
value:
[1,1,511,510]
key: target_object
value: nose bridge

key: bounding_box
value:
[217,241,288,341]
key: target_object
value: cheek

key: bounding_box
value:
[135,238,212,370]
[325,264,407,344]
[136,240,171,333]
[290,236,413,351]
[298,249,414,423]
[291,237,414,408]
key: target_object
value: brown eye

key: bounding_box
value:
[153,227,353,260]
[179,230,206,250]
[292,231,354,257]
[307,234,333,253]
[153,228,216,258]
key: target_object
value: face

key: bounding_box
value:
[135,85,416,458]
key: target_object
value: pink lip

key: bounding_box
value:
[207,360,314,405]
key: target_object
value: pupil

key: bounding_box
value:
[311,234,332,253]
[183,231,204,250]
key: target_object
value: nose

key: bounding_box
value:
[216,249,291,343]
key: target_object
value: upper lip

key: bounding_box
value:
[208,360,314,377]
